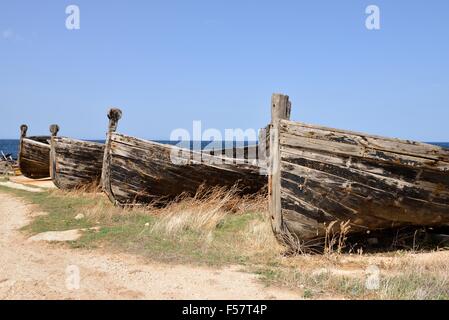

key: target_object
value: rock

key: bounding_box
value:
[74,213,85,220]
[0,181,44,193]
[28,227,100,243]
[28,230,82,242]
[144,223,150,227]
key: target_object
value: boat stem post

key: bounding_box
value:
[50,125,59,137]
[269,93,291,239]
[18,124,28,166]
[101,108,122,203]
[49,124,60,181]
[20,124,28,138]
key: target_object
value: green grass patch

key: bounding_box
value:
[0,186,265,266]
[2,185,449,300]
[0,186,98,234]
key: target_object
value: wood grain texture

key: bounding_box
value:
[50,137,105,190]
[274,119,449,244]
[101,108,122,204]
[18,127,51,179]
[103,133,266,205]
[269,94,292,241]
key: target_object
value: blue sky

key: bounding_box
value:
[1,0,448,141]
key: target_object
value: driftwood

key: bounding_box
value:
[49,125,105,190]
[102,109,266,205]
[18,125,51,179]
[268,94,449,247]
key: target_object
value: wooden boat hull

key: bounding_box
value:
[19,136,51,179]
[268,94,449,246]
[103,132,266,205]
[50,137,105,190]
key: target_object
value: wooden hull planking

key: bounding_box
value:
[50,137,105,190]
[268,94,449,245]
[103,132,266,205]
[19,137,51,179]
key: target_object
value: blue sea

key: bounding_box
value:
[1,139,448,160]
[1,139,447,160]
[0,139,257,160]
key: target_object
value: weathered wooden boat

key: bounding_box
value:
[49,125,105,190]
[267,94,449,248]
[207,145,259,162]
[101,109,266,205]
[18,125,52,179]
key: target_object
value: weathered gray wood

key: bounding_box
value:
[106,132,266,204]
[269,94,292,240]
[101,108,122,203]
[18,124,51,179]
[17,125,27,175]
[280,147,449,201]
[207,145,259,162]
[280,121,449,171]
[49,124,60,183]
[268,97,449,249]
[281,120,449,163]
[101,108,266,205]
[50,130,105,190]
[280,160,449,227]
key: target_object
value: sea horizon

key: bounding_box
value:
[1,138,448,160]
[0,139,261,159]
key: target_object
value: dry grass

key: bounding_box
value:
[3,183,449,300]
[61,183,284,264]
[150,185,267,235]
[50,181,103,198]
[151,186,240,235]
[260,249,449,299]
[324,220,351,255]
[71,186,449,299]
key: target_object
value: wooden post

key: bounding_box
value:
[269,93,291,238]
[18,124,28,166]
[49,124,60,181]
[20,124,28,139]
[101,108,122,203]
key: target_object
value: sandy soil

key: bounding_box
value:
[0,181,44,192]
[0,192,300,300]
[8,176,56,189]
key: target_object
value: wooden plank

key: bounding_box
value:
[280,132,449,171]
[269,94,291,239]
[280,149,449,204]
[111,133,261,173]
[18,125,51,179]
[267,96,449,248]
[51,134,105,190]
[108,133,266,204]
[101,108,123,203]
[49,124,60,183]
[280,159,449,231]
[102,108,266,205]
[280,120,449,163]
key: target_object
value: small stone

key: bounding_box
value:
[74,213,85,220]
[144,223,150,227]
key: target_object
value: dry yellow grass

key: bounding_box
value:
[5,183,448,300]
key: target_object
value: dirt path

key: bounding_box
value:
[0,192,300,300]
